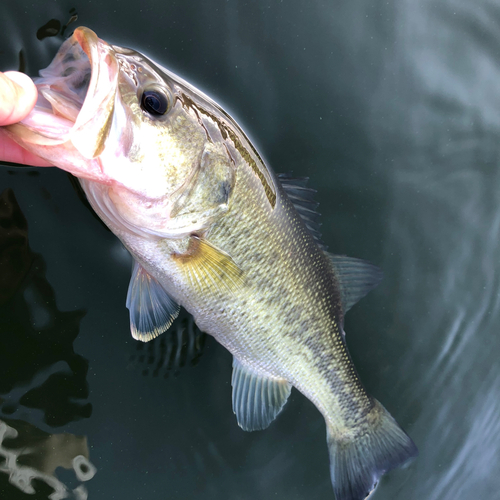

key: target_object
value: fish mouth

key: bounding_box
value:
[8,27,119,162]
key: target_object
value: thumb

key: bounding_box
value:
[0,71,38,125]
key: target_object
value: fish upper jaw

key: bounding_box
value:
[69,27,119,161]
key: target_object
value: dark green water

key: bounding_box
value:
[1,1,499,499]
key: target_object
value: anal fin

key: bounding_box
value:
[126,260,180,342]
[231,357,291,431]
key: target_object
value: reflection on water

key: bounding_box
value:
[0,189,91,426]
[0,188,95,499]
[36,10,78,42]
[0,418,95,500]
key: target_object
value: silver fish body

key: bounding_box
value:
[1,27,417,500]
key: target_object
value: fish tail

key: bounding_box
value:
[326,399,418,500]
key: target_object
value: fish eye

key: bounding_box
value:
[141,88,170,116]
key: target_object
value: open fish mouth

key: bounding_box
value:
[35,28,96,125]
[8,27,119,159]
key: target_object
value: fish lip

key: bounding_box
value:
[72,26,100,60]
[69,27,119,159]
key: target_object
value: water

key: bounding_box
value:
[1,0,499,499]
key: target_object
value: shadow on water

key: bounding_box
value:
[128,311,206,379]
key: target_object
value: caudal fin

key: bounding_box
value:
[326,399,418,500]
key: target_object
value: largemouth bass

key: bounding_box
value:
[1,27,417,500]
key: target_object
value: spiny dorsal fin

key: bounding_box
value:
[126,261,180,342]
[278,173,326,249]
[328,254,383,314]
[173,236,245,295]
[232,357,292,431]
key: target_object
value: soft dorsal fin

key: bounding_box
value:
[231,357,292,431]
[279,174,382,315]
[328,254,383,314]
[126,261,180,342]
[278,173,326,249]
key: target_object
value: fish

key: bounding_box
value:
[1,27,418,500]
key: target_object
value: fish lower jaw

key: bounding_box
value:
[6,113,73,147]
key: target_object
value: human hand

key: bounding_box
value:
[0,71,51,166]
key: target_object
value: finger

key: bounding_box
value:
[0,130,52,167]
[0,72,38,125]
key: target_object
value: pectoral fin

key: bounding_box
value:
[173,236,245,294]
[126,261,180,342]
[231,357,292,431]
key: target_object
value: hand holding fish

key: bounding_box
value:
[0,71,50,166]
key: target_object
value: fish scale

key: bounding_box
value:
[164,157,370,430]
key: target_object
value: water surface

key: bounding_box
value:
[1,1,499,499]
